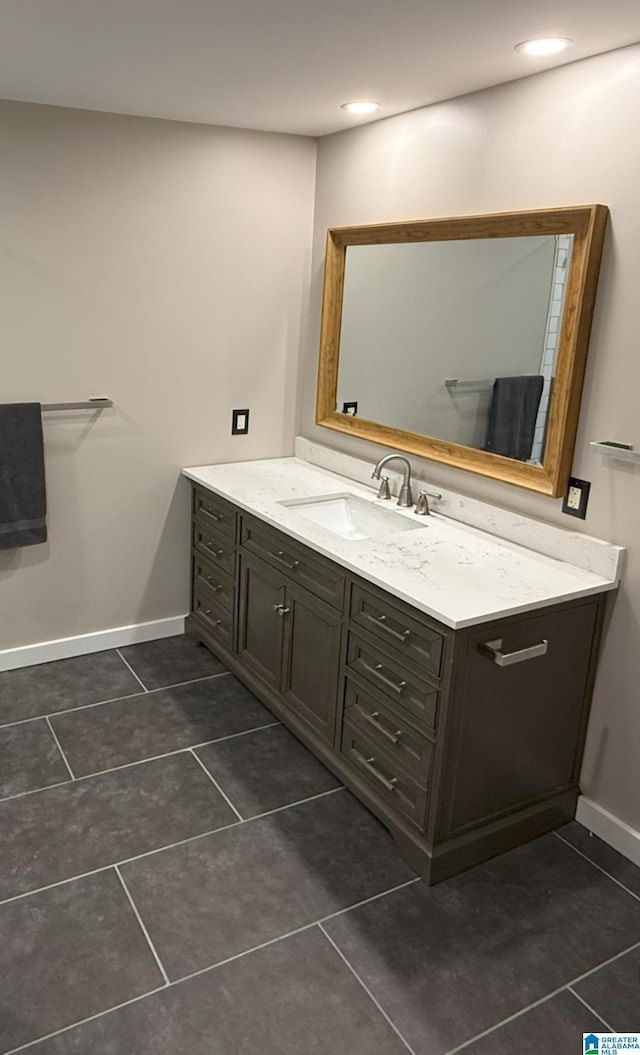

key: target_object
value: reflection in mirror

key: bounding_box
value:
[316,206,608,497]
[337,234,573,465]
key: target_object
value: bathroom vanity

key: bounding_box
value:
[182,453,622,884]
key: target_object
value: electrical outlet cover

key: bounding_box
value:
[561,476,591,519]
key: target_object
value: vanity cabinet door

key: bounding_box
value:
[440,601,600,838]
[238,554,286,692]
[281,585,342,746]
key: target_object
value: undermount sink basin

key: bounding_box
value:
[279,493,428,541]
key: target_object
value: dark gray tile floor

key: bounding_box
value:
[0,719,69,799]
[0,635,638,1055]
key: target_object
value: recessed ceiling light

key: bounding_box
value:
[515,37,573,57]
[340,101,380,114]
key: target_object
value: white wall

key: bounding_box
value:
[300,45,640,834]
[0,100,316,649]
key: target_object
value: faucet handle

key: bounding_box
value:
[414,491,430,515]
[376,475,391,500]
[414,490,442,515]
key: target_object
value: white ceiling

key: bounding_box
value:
[0,0,639,137]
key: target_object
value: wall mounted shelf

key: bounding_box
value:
[589,441,640,463]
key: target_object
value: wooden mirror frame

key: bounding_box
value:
[315,205,608,497]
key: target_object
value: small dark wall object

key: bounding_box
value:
[562,477,591,519]
[0,403,47,550]
[231,409,250,435]
[342,402,358,416]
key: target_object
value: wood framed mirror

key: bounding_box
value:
[315,205,608,497]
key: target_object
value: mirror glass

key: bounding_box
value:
[336,234,573,465]
[315,207,608,497]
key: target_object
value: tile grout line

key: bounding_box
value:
[2,984,168,1055]
[173,876,423,989]
[0,786,355,910]
[442,939,640,1055]
[0,670,233,732]
[0,721,282,806]
[2,878,421,1054]
[568,986,614,1031]
[189,748,244,821]
[442,990,567,1055]
[115,649,148,693]
[114,866,171,987]
[44,717,76,780]
[554,830,640,903]
[563,939,640,988]
[247,784,344,822]
[318,923,419,1055]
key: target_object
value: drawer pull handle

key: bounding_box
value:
[204,577,222,592]
[273,603,291,617]
[361,659,407,695]
[206,508,223,521]
[353,750,398,792]
[374,614,411,643]
[479,637,548,667]
[201,609,222,628]
[205,543,224,556]
[269,550,300,572]
[362,710,402,745]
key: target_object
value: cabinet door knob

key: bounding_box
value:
[272,603,291,616]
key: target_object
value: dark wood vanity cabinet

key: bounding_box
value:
[238,553,342,744]
[186,484,606,884]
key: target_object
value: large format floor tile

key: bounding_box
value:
[557,821,640,898]
[50,675,274,775]
[0,651,141,726]
[121,789,414,980]
[119,636,226,690]
[195,723,341,818]
[0,719,70,799]
[458,990,605,1054]
[573,944,640,1030]
[323,833,640,1055]
[24,928,408,1055]
[0,753,237,901]
[0,870,163,1054]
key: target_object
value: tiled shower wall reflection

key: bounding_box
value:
[530,234,572,464]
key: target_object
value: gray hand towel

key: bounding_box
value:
[484,375,544,461]
[0,403,47,550]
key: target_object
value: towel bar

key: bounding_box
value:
[40,398,113,412]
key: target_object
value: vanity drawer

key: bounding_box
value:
[192,554,235,613]
[341,719,429,831]
[240,518,345,610]
[346,632,439,735]
[192,522,236,578]
[193,487,237,540]
[350,583,444,679]
[193,583,234,650]
[344,679,434,784]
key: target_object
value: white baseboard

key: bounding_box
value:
[575,795,640,869]
[0,616,187,672]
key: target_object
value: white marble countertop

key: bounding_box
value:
[182,456,620,629]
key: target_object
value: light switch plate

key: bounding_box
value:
[231,408,249,435]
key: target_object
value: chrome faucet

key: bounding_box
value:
[371,455,414,507]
